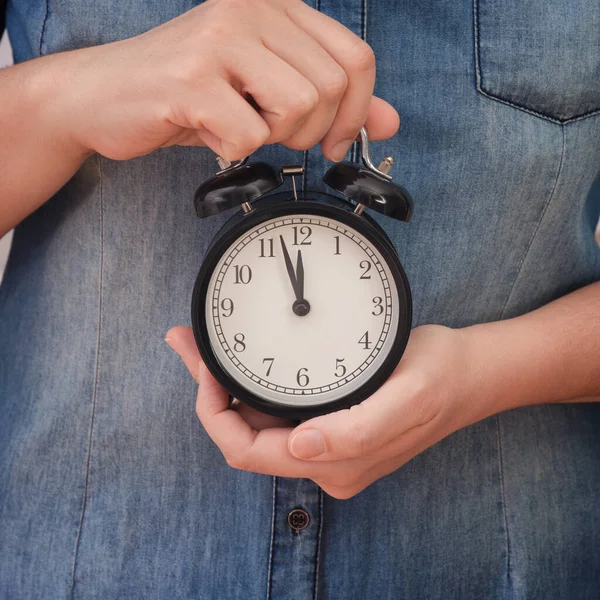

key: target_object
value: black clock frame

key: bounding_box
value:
[191,192,412,420]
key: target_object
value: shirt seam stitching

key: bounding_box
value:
[266,476,277,600]
[477,87,600,125]
[312,487,324,600]
[498,125,566,319]
[39,0,49,56]
[302,150,308,194]
[495,414,512,590]
[69,154,104,599]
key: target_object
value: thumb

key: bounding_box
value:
[288,402,382,461]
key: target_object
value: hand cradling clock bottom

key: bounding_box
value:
[191,129,413,419]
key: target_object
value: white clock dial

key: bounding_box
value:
[205,215,401,407]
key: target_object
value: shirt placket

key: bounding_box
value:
[267,476,323,600]
[268,1,365,595]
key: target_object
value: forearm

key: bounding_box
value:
[0,2,400,239]
[465,281,600,418]
[0,53,92,236]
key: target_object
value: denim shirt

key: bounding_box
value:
[1,1,600,598]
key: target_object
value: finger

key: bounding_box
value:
[174,79,270,160]
[363,96,401,142]
[165,325,205,382]
[166,326,295,432]
[288,4,377,161]
[310,416,445,499]
[195,362,340,478]
[307,96,399,159]
[233,399,297,431]
[316,441,428,500]
[331,433,441,499]
[262,20,348,149]
[310,426,441,500]
[227,43,319,144]
[288,371,435,462]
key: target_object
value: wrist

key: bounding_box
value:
[23,51,95,160]
[402,325,492,431]
[459,317,549,418]
[459,283,600,414]
[445,325,505,427]
[458,323,511,420]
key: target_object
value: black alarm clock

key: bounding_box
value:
[191,128,413,420]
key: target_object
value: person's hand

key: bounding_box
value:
[165,324,493,499]
[44,0,399,163]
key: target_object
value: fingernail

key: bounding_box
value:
[330,139,353,162]
[290,429,326,459]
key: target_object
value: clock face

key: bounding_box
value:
[202,211,404,409]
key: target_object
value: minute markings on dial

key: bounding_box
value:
[210,217,394,394]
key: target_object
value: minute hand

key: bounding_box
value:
[295,249,304,302]
[279,235,301,301]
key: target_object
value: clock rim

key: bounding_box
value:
[191,199,412,420]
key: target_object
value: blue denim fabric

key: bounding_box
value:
[1,0,600,598]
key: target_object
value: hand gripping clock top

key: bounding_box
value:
[191,128,413,419]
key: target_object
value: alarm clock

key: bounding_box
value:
[191,128,413,420]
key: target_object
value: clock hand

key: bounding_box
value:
[279,235,300,300]
[296,249,305,302]
[279,235,310,316]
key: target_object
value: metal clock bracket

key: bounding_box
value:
[323,127,413,222]
[194,127,413,222]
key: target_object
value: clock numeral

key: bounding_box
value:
[296,367,310,387]
[292,225,312,246]
[259,238,275,258]
[233,264,252,284]
[220,298,234,317]
[334,235,341,255]
[334,358,347,378]
[233,333,246,352]
[263,357,275,377]
[359,331,371,350]
[372,296,383,316]
[359,260,372,279]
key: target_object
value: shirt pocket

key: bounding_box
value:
[474,0,600,123]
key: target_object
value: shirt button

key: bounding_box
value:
[287,509,310,531]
